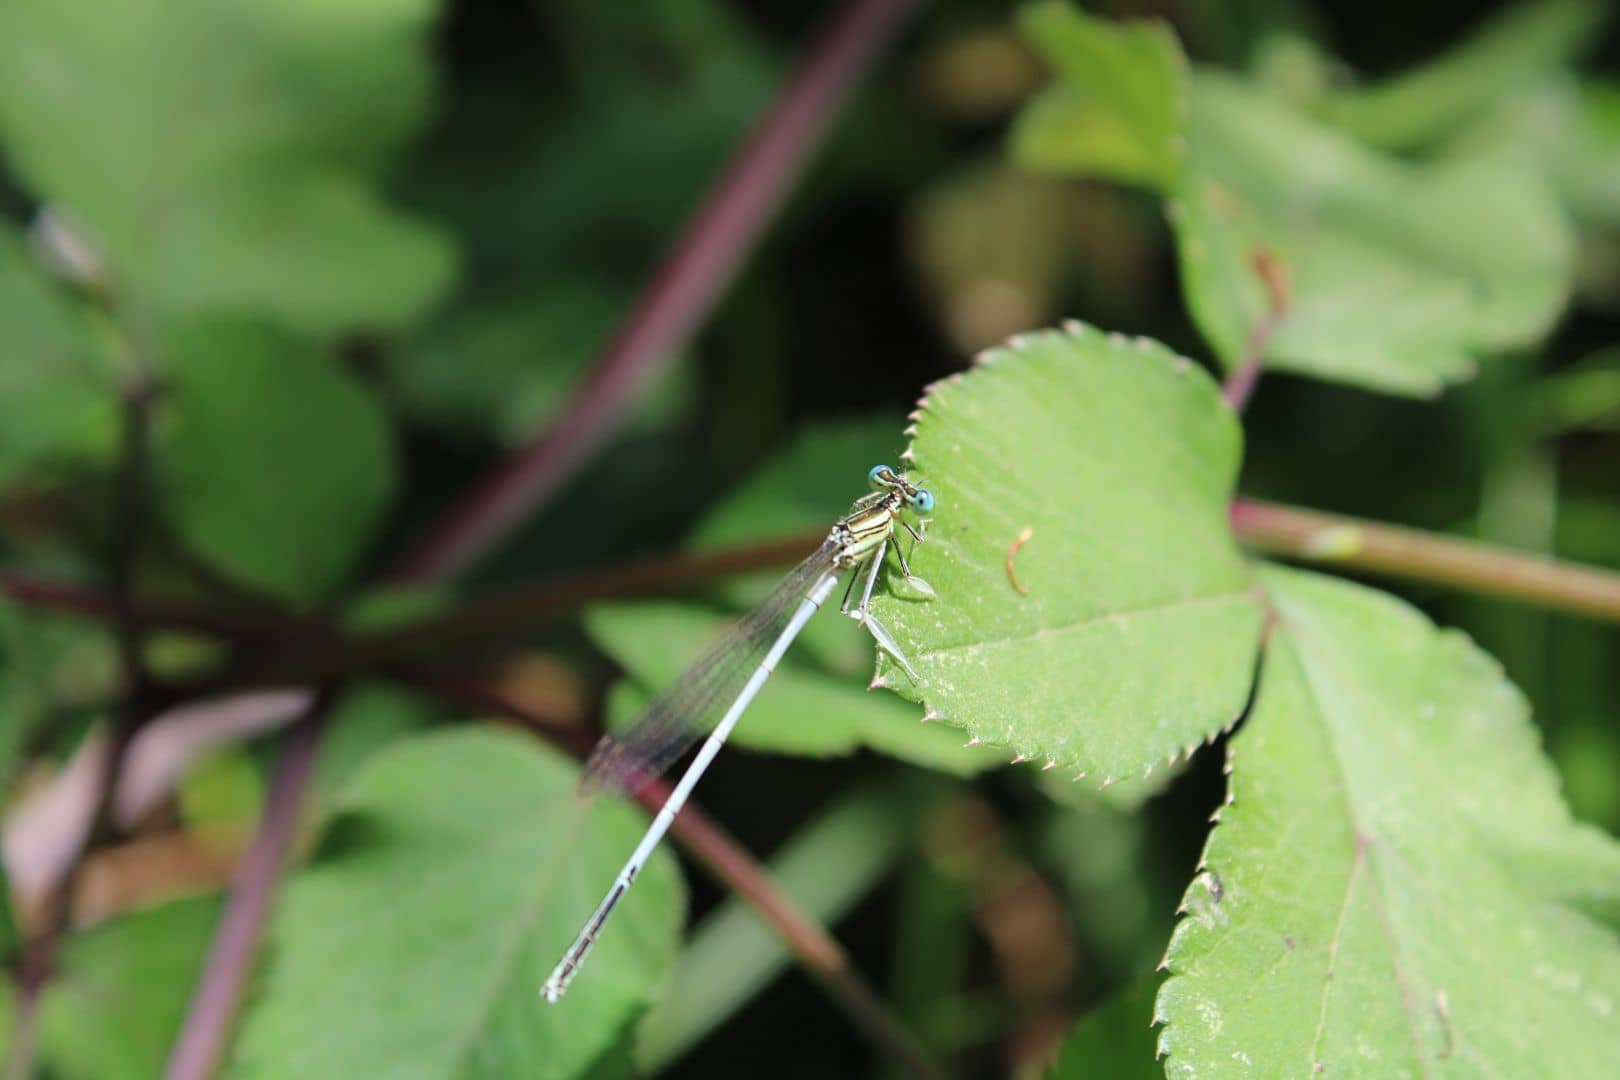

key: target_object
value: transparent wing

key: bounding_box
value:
[582,538,842,796]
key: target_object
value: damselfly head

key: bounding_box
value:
[867,464,935,515]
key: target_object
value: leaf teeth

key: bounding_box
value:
[1060,318,1092,337]
[1010,753,1029,764]
[1072,770,1087,781]
[964,737,982,747]
[1042,760,1057,771]
[1100,775,1116,789]
[920,709,939,723]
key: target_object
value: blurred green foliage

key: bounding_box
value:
[0,0,1617,1076]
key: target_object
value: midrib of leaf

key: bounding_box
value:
[910,588,1254,662]
[1280,616,1456,1076]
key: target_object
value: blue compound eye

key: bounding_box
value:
[868,464,891,488]
[912,488,935,514]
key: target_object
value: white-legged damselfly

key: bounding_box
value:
[540,465,935,1003]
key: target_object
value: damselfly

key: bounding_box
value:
[541,465,936,1003]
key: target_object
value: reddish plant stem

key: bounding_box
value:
[170,530,829,698]
[0,572,309,642]
[390,0,923,581]
[165,702,329,1080]
[418,680,942,1080]
[168,1,924,1074]
[1220,247,1291,412]
[1231,497,1620,623]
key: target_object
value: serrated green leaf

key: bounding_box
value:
[1047,977,1163,1079]
[0,224,118,484]
[591,602,998,777]
[154,319,396,601]
[870,324,1265,782]
[36,897,220,1080]
[1316,0,1608,151]
[1157,566,1620,1077]
[235,728,683,1079]
[1175,72,1574,397]
[0,0,454,336]
[1011,2,1187,192]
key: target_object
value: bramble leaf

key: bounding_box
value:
[1157,567,1620,1076]
[153,319,396,601]
[0,224,118,484]
[235,729,682,1079]
[0,0,453,337]
[1175,73,1573,396]
[1012,1,1187,192]
[37,898,221,1080]
[1014,3,1576,397]
[1315,0,1609,151]
[870,324,1265,782]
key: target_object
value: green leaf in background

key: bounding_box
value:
[154,319,396,602]
[591,603,998,777]
[35,897,220,1080]
[1011,1,1187,192]
[1047,977,1162,1079]
[1175,72,1574,396]
[235,728,683,1079]
[385,282,620,446]
[1453,77,1620,232]
[0,0,454,338]
[312,683,439,800]
[1014,3,1577,398]
[870,324,1265,782]
[0,598,117,781]
[1157,567,1620,1076]
[1315,0,1609,151]
[0,224,118,484]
